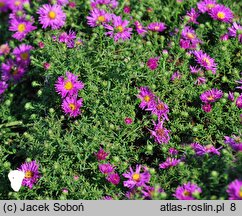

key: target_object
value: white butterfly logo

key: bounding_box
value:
[8,170,25,192]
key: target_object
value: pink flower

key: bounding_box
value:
[9,17,36,41]
[134,21,147,36]
[174,182,202,200]
[146,98,169,121]
[202,103,212,112]
[107,173,120,185]
[186,8,200,24]
[37,4,66,29]
[55,72,84,98]
[95,148,109,161]
[209,4,234,23]
[0,43,11,56]
[99,163,114,174]
[193,50,217,74]
[191,143,221,156]
[137,86,156,110]
[87,8,111,27]
[227,179,242,200]
[197,0,217,13]
[147,22,166,32]
[149,120,170,144]
[124,117,133,125]
[123,165,150,189]
[200,88,223,103]
[236,94,242,109]
[61,96,83,117]
[13,44,33,65]
[146,57,159,70]
[159,157,181,169]
[104,15,132,42]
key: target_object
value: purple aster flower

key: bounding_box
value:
[9,17,36,41]
[55,72,84,98]
[124,117,133,125]
[104,15,132,42]
[197,0,217,13]
[193,50,217,74]
[169,147,178,155]
[220,33,229,41]
[146,98,169,121]
[0,0,9,12]
[18,160,40,189]
[1,59,26,81]
[137,86,156,110]
[224,135,242,152]
[200,88,223,103]
[123,165,150,189]
[174,182,202,200]
[186,8,200,24]
[95,148,109,161]
[236,94,242,109]
[236,79,242,90]
[171,71,182,81]
[149,120,170,144]
[61,96,83,117]
[227,179,242,200]
[0,43,11,56]
[57,0,69,6]
[87,8,111,27]
[0,81,8,95]
[8,0,29,11]
[91,0,118,9]
[195,76,206,85]
[191,143,221,156]
[58,30,76,48]
[147,22,166,32]
[134,21,147,36]
[228,22,242,43]
[202,103,212,112]
[106,173,120,185]
[146,57,159,70]
[180,26,202,49]
[12,44,33,66]
[209,4,234,23]
[123,6,131,14]
[99,163,114,174]
[37,4,66,30]
[159,157,181,169]
[103,196,113,200]
[141,186,164,200]
[228,91,234,102]
[190,65,202,74]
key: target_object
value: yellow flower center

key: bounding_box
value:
[154,26,160,31]
[183,190,191,197]
[14,0,21,6]
[132,173,140,181]
[144,95,150,102]
[12,68,19,76]
[20,52,29,60]
[98,15,106,22]
[137,24,142,29]
[157,103,165,110]
[18,23,26,33]
[205,144,213,150]
[69,103,76,111]
[25,171,33,178]
[217,12,225,19]
[116,25,124,32]
[207,95,214,101]
[64,81,73,90]
[187,33,195,39]
[207,4,215,9]
[239,191,242,198]
[157,128,165,136]
[203,57,211,65]
[0,2,5,7]
[48,11,56,19]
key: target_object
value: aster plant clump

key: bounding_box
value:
[0,0,242,200]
